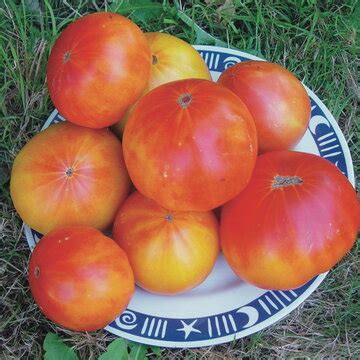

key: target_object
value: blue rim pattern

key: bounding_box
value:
[27,48,349,346]
[109,278,317,342]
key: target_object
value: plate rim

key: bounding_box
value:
[104,274,328,348]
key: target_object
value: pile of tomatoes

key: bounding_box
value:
[10,12,359,332]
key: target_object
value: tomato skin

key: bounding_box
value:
[218,61,311,153]
[220,151,359,290]
[113,191,220,295]
[112,31,211,136]
[47,12,151,128]
[123,79,258,211]
[10,122,130,234]
[28,226,135,331]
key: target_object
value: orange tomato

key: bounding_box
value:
[218,61,311,153]
[113,191,220,295]
[112,32,211,135]
[10,122,130,234]
[123,79,257,211]
[47,12,151,128]
[29,226,134,331]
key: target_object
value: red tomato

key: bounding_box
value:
[123,79,258,211]
[47,12,151,128]
[218,61,311,153]
[10,122,130,234]
[220,151,359,290]
[112,31,211,136]
[113,191,220,294]
[28,226,134,331]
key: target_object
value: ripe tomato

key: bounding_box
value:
[47,12,151,128]
[10,122,130,234]
[112,31,211,135]
[113,191,219,294]
[144,32,211,90]
[28,226,134,331]
[123,79,258,211]
[220,151,359,290]
[218,61,311,153]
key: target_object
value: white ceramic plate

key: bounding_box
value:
[24,45,355,348]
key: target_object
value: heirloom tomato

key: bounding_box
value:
[113,31,211,135]
[218,61,311,153]
[47,12,151,128]
[29,226,134,331]
[220,151,359,290]
[144,32,211,90]
[113,191,219,295]
[123,79,257,211]
[10,122,130,234]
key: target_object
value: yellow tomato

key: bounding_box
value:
[112,32,211,136]
[113,191,220,295]
[145,32,211,90]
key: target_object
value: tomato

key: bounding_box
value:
[28,226,134,331]
[220,151,359,290]
[47,12,151,128]
[113,191,219,294]
[218,61,311,153]
[123,79,258,211]
[144,32,211,90]
[10,122,130,234]
[112,32,211,136]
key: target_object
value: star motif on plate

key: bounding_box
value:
[176,319,201,340]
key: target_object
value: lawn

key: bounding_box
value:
[1,0,359,358]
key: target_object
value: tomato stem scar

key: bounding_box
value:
[272,175,303,189]
[152,55,158,65]
[63,51,71,63]
[34,266,40,278]
[178,93,192,108]
[164,213,174,222]
[65,167,74,177]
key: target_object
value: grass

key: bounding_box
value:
[0,0,359,358]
